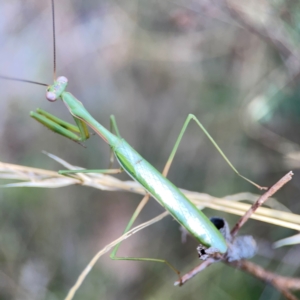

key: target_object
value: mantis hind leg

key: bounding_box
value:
[30,108,89,142]
[110,116,218,282]
[110,193,182,283]
[163,114,266,190]
[109,113,266,281]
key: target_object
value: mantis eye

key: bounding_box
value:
[46,91,57,102]
[57,76,68,83]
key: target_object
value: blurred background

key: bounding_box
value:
[1,0,300,299]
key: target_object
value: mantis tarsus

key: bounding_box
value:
[0,0,266,285]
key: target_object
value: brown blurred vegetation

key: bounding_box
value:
[1,0,300,299]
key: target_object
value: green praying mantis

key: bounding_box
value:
[0,0,266,284]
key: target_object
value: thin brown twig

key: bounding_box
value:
[174,258,216,286]
[231,171,294,237]
[175,259,300,300]
[231,260,300,291]
[1,160,298,299]
[174,172,298,300]
[228,260,300,300]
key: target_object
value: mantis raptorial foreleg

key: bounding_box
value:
[30,108,90,142]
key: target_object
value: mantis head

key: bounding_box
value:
[46,76,68,102]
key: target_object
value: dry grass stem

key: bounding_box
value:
[64,211,169,300]
[1,157,298,300]
[1,158,299,231]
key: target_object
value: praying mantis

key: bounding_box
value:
[0,0,266,289]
